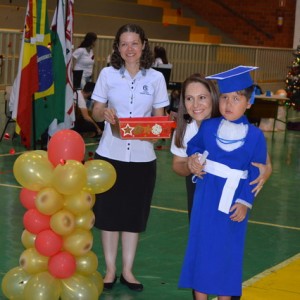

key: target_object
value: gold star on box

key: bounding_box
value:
[121,124,134,136]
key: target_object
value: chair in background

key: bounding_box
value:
[72,70,83,91]
[0,86,16,141]
[152,66,172,89]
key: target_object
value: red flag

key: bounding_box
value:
[11,0,39,148]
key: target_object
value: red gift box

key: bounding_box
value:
[111,116,176,140]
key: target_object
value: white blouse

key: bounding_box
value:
[73,47,94,78]
[92,66,169,162]
[170,120,199,157]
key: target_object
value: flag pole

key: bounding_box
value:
[32,94,37,150]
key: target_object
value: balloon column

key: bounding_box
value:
[1,130,117,300]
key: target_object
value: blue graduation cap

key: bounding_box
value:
[205,65,258,94]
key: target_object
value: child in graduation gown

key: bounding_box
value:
[179,66,267,300]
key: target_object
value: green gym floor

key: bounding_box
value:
[0,120,300,299]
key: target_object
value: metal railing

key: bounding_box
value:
[0,30,293,92]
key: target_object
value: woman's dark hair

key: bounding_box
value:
[174,73,221,148]
[110,24,154,69]
[154,46,169,64]
[79,32,97,48]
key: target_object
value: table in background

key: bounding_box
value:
[247,95,290,139]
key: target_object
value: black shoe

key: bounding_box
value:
[120,274,143,292]
[103,276,117,290]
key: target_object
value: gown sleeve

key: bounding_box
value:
[235,128,267,208]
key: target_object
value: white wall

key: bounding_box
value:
[294,0,300,48]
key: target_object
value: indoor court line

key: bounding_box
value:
[0,183,21,189]
[249,220,300,231]
[0,151,24,157]
[151,204,187,214]
[150,205,300,232]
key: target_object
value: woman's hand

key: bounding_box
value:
[103,108,117,124]
[250,158,272,196]
[187,154,205,178]
[169,111,178,121]
[230,203,248,222]
[96,127,102,135]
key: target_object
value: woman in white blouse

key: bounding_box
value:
[92,24,169,292]
[73,32,97,88]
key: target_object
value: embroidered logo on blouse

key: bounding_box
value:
[140,85,151,95]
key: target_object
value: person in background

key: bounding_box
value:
[179,66,268,299]
[153,45,169,67]
[73,32,97,88]
[166,89,181,122]
[91,23,169,292]
[106,49,113,67]
[73,82,103,138]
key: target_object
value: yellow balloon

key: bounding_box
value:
[19,247,48,274]
[88,271,104,297]
[63,228,93,256]
[61,273,98,300]
[84,159,117,194]
[35,187,64,215]
[75,251,98,276]
[52,160,87,195]
[64,191,95,215]
[21,229,36,249]
[33,150,48,158]
[1,266,31,300]
[23,271,61,300]
[50,209,75,236]
[75,210,95,230]
[13,151,54,191]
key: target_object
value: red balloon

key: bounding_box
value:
[23,209,50,234]
[47,129,85,167]
[48,251,76,279]
[20,188,38,209]
[35,229,63,257]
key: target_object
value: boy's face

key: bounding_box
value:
[219,91,251,121]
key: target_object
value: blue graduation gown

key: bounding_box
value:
[178,116,267,296]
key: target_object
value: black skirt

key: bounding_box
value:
[185,174,197,221]
[93,153,156,233]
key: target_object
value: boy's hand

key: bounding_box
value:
[229,203,248,222]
